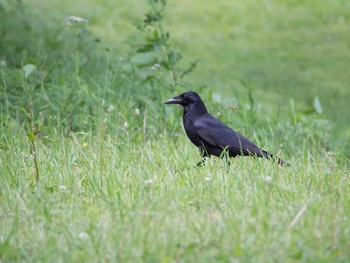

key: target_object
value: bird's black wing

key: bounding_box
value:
[194,114,268,157]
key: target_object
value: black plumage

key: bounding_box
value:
[165,91,285,166]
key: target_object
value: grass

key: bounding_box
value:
[1,0,350,262]
[1,131,349,262]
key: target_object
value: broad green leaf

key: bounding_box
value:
[136,67,154,80]
[136,44,154,53]
[130,52,158,67]
[119,63,133,74]
[23,64,37,78]
[28,132,36,142]
[313,97,323,114]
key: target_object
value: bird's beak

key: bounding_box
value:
[164,95,182,104]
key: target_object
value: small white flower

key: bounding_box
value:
[79,232,89,240]
[264,176,272,182]
[151,63,161,70]
[59,185,67,191]
[144,178,154,185]
[204,176,211,182]
[134,108,140,116]
[107,105,114,113]
[123,122,128,129]
[68,16,88,23]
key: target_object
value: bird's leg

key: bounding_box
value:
[196,156,208,167]
[197,147,209,167]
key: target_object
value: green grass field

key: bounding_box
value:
[1,0,349,262]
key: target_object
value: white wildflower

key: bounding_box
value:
[123,122,128,129]
[264,176,272,182]
[144,178,155,185]
[134,108,140,116]
[151,63,161,70]
[107,105,114,113]
[68,16,88,23]
[59,185,67,191]
[79,232,89,240]
[204,176,212,182]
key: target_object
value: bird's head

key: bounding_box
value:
[164,91,207,115]
[164,91,202,106]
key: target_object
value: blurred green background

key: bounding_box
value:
[1,0,349,148]
[60,0,350,123]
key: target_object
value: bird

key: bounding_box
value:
[164,91,286,166]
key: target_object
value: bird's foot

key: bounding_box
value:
[196,157,208,167]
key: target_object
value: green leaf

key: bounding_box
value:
[130,52,158,67]
[180,59,199,79]
[0,60,7,67]
[301,108,315,116]
[20,107,27,114]
[166,50,182,69]
[28,132,36,142]
[23,64,37,79]
[313,97,323,114]
[136,68,154,80]
[119,63,134,74]
[233,244,243,256]
[136,44,154,53]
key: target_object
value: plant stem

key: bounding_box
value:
[150,1,176,88]
[28,102,40,184]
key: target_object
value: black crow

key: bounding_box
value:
[165,91,285,166]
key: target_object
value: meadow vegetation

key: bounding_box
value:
[0,0,349,262]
